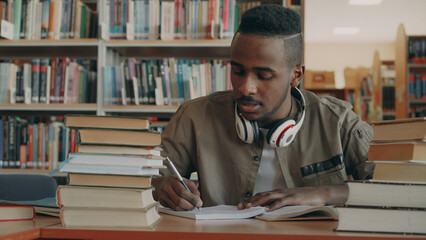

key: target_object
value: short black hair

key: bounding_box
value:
[236,5,303,68]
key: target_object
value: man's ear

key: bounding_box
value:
[290,65,305,87]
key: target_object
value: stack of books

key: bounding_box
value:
[368,117,426,182]
[56,115,163,228]
[335,117,426,234]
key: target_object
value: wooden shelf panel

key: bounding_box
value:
[0,168,66,177]
[0,39,99,58]
[105,39,232,47]
[0,39,99,46]
[102,105,178,114]
[409,100,426,105]
[105,40,231,58]
[0,104,97,111]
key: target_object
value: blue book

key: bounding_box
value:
[177,59,184,98]
[143,0,149,39]
[103,66,111,105]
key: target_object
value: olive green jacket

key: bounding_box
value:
[161,89,374,207]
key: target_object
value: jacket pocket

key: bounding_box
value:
[300,154,348,186]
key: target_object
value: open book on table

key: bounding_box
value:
[159,205,337,221]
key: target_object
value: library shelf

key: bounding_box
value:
[395,24,426,119]
[102,105,178,114]
[0,104,97,112]
[0,39,99,58]
[104,40,231,59]
[0,168,66,177]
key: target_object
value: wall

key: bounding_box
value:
[304,42,395,88]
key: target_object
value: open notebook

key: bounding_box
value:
[159,205,337,221]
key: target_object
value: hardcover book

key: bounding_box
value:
[372,161,426,182]
[76,144,162,156]
[345,180,426,208]
[68,173,152,189]
[60,207,161,229]
[368,142,426,162]
[335,206,426,234]
[77,128,161,147]
[370,117,426,142]
[56,185,157,209]
[0,203,35,222]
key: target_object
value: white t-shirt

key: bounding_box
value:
[253,129,286,195]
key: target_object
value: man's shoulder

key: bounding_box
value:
[302,89,353,113]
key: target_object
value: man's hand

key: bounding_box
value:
[237,185,348,212]
[152,176,203,211]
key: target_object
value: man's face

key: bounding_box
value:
[231,33,292,125]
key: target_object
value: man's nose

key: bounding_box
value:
[239,74,257,96]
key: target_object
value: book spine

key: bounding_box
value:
[13,0,22,39]
[39,58,49,103]
[0,118,3,168]
[59,57,69,103]
[7,116,17,168]
[19,121,27,169]
[40,0,50,39]
[15,70,25,103]
[47,0,56,39]
[31,58,41,103]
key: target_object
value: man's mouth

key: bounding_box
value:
[239,102,260,113]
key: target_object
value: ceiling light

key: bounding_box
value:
[349,0,383,5]
[333,27,360,35]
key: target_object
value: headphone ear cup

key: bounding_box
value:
[251,120,260,143]
[235,106,257,144]
[267,118,296,148]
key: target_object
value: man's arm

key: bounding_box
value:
[237,185,348,211]
[152,176,203,211]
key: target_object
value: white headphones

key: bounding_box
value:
[235,87,306,148]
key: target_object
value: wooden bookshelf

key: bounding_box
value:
[304,88,355,103]
[371,51,396,121]
[395,24,426,119]
[0,0,303,173]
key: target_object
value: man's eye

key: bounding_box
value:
[258,74,273,80]
[232,67,244,75]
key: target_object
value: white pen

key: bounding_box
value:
[166,157,200,210]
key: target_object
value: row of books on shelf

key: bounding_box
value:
[408,73,426,101]
[359,76,373,97]
[0,115,166,169]
[408,38,426,64]
[0,58,97,104]
[55,115,164,228]
[104,58,232,106]
[0,116,68,169]
[336,117,426,234]
[360,99,373,122]
[381,86,395,114]
[0,0,97,40]
[103,0,258,40]
[408,105,426,118]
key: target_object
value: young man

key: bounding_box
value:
[152,5,374,211]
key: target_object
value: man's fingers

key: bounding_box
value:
[170,179,202,210]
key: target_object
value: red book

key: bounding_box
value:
[207,0,216,39]
[222,0,229,30]
[49,57,58,103]
[28,125,33,169]
[59,57,70,103]
[38,122,44,169]
[70,129,76,153]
